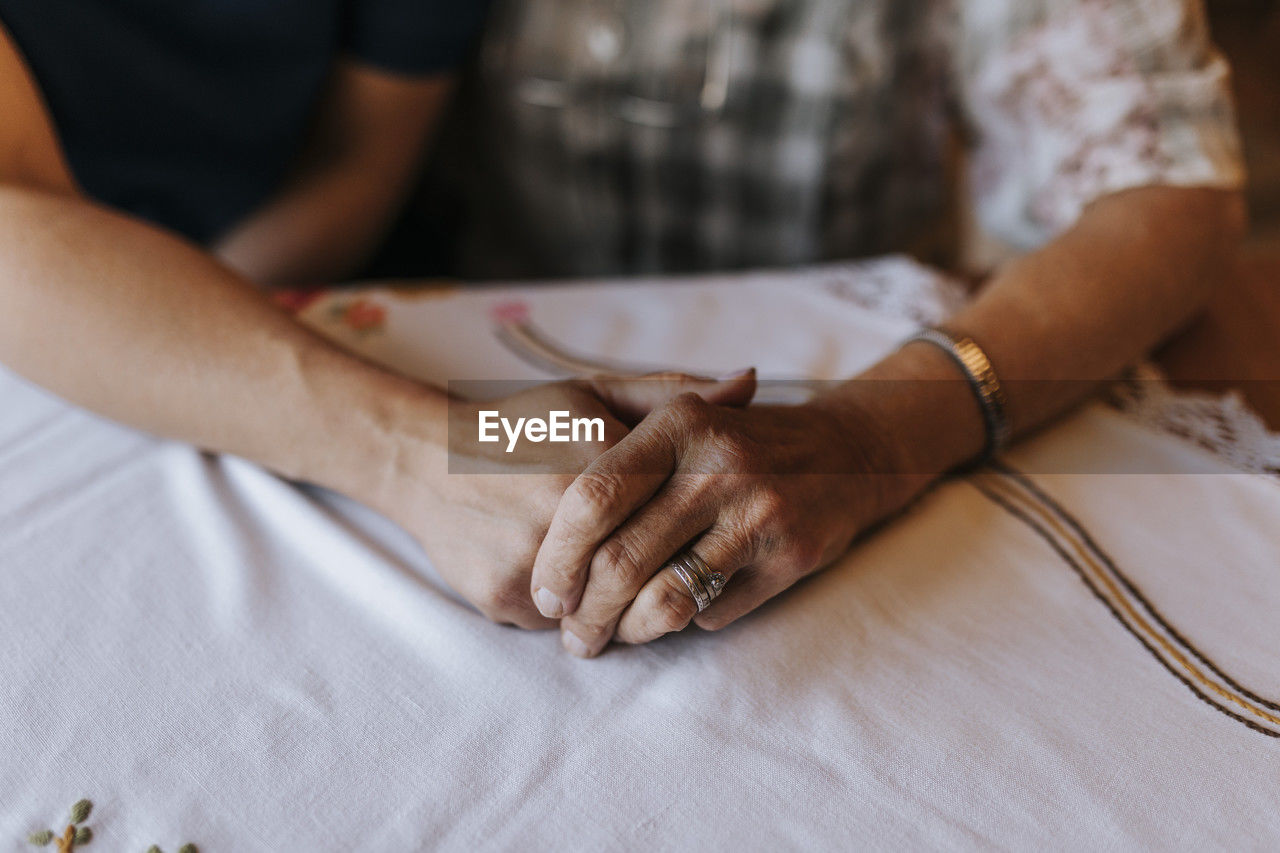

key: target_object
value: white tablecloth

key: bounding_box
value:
[3,258,1279,850]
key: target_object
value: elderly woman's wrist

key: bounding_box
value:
[803,391,933,516]
[807,343,993,500]
[804,393,903,472]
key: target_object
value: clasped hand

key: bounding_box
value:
[405,370,904,657]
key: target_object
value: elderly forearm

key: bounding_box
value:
[0,185,448,508]
[816,186,1246,480]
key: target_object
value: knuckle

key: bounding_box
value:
[697,434,754,476]
[716,430,754,460]
[670,390,707,413]
[629,575,699,637]
[663,392,711,429]
[671,473,716,512]
[535,565,577,597]
[709,516,761,565]
[748,483,793,530]
[536,558,581,594]
[593,536,650,588]
[652,575,699,630]
[696,445,736,476]
[569,470,625,516]
[564,618,609,644]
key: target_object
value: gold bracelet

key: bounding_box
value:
[905,326,1010,461]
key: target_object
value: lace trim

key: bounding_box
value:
[1107,364,1280,479]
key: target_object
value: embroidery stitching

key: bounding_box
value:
[26,800,92,851]
[24,800,198,853]
[973,463,1280,739]
[328,297,387,334]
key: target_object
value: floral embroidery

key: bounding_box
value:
[328,297,388,333]
[975,0,1169,236]
[27,799,92,851]
[489,299,531,325]
[25,799,198,853]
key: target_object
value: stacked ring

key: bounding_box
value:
[668,550,726,612]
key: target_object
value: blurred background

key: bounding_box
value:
[1209,0,1280,248]
[391,2,1278,271]
[374,1,1280,420]
[1155,0,1280,425]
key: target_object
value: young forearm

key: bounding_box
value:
[0,185,447,508]
[817,186,1246,479]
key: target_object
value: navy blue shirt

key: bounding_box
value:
[0,0,486,242]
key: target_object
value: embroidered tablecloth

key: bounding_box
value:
[3,257,1279,849]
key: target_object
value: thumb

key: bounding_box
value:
[586,368,757,424]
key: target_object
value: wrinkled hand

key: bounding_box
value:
[531,387,909,656]
[386,374,755,629]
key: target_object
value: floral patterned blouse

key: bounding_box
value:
[443,0,1244,278]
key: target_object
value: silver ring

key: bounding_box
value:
[667,549,726,613]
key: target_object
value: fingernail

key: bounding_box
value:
[717,367,754,381]
[562,629,594,658]
[534,587,564,618]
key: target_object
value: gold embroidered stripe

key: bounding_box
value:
[971,464,1280,739]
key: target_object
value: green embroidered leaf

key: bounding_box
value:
[27,829,54,846]
[146,846,163,853]
[178,845,198,853]
[70,799,93,823]
[74,825,93,845]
